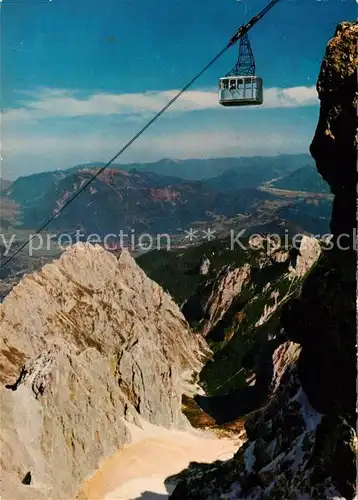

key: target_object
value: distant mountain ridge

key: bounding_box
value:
[4,166,278,236]
[270,165,330,193]
[9,154,313,183]
[3,153,332,239]
[120,154,314,181]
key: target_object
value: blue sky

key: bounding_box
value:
[1,0,356,179]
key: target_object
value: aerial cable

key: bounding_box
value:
[0,0,281,272]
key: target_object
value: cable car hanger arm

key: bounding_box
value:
[227,0,281,47]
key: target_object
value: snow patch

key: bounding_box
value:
[291,387,323,432]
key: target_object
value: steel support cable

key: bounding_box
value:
[0,0,281,271]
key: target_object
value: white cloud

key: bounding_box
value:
[263,86,318,108]
[1,84,318,178]
[2,85,318,124]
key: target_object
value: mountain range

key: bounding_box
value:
[1,154,331,239]
[2,167,278,236]
[270,165,331,193]
[119,153,315,181]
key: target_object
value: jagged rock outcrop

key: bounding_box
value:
[201,263,252,337]
[170,22,357,499]
[179,235,321,426]
[310,21,358,243]
[0,243,209,499]
[283,19,357,427]
[183,234,320,341]
[171,361,356,499]
[287,235,321,277]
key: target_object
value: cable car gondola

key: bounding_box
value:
[219,33,263,107]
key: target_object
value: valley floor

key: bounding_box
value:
[76,419,242,500]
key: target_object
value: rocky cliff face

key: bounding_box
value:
[182,234,320,340]
[170,22,357,499]
[310,21,358,243]
[284,19,357,428]
[200,263,252,337]
[180,235,320,404]
[0,243,209,499]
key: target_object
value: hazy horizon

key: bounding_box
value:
[1,152,315,182]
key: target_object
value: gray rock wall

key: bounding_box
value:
[0,243,209,499]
